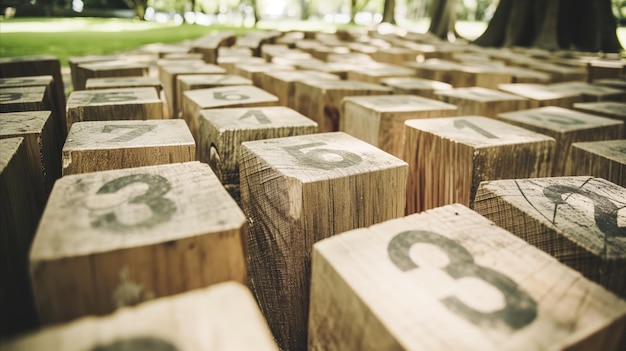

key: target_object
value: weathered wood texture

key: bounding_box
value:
[1,282,279,351]
[74,61,148,91]
[404,116,555,214]
[309,204,626,351]
[498,83,584,108]
[0,111,60,210]
[565,139,626,187]
[182,85,278,141]
[293,80,392,133]
[30,162,247,324]
[66,87,163,131]
[62,119,195,175]
[549,82,626,102]
[434,87,530,118]
[0,86,51,114]
[380,77,453,99]
[497,106,623,176]
[233,63,296,87]
[218,57,266,75]
[240,132,408,351]
[341,94,458,158]
[0,75,66,141]
[346,64,417,84]
[198,106,317,204]
[474,177,626,298]
[260,70,340,108]
[159,64,226,119]
[573,101,626,137]
[191,32,237,64]
[68,55,121,89]
[0,138,40,337]
[85,76,162,92]
[0,55,66,135]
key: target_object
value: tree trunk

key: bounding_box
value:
[350,0,358,24]
[382,0,396,24]
[475,0,622,52]
[300,0,309,20]
[428,0,458,41]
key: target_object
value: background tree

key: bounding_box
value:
[474,0,622,52]
[428,0,458,40]
[382,0,395,23]
[124,0,148,18]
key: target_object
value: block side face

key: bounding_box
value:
[313,204,626,350]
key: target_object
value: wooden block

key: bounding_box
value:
[404,59,464,85]
[341,94,458,158]
[434,87,530,118]
[217,56,266,75]
[573,101,626,137]
[182,85,278,140]
[404,116,555,214]
[62,120,195,175]
[309,203,626,351]
[527,62,588,82]
[85,76,162,93]
[219,46,254,58]
[74,61,148,91]
[191,32,237,64]
[240,132,408,351]
[0,86,51,114]
[0,137,40,337]
[310,46,351,61]
[30,161,247,324]
[159,64,226,119]
[326,52,374,64]
[66,87,163,131]
[2,282,278,351]
[0,111,60,210]
[0,75,66,140]
[198,106,318,203]
[497,106,623,176]
[293,79,392,133]
[474,177,626,298]
[380,77,453,99]
[233,63,295,88]
[588,59,626,80]
[293,61,356,80]
[499,83,584,108]
[346,64,416,84]
[370,47,420,65]
[549,81,626,102]
[0,55,65,125]
[138,42,191,58]
[450,65,513,89]
[68,55,120,91]
[564,139,626,187]
[162,52,203,60]
[592,78,626,90]
[260,70,340,107]
[502,67,552,84]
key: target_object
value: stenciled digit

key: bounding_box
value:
[0,92,22,102]
[102,124,158,143]
[283,142,362,170]
[91,337,179,351]
[388,230,537,330]
[90,92,137,104]
[213,90,249,101]
[91,174,176,230]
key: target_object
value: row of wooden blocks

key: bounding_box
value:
[1,28,626,350]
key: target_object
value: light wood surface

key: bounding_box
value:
[434,87,530,118]
[309,203,626,351]
[74,61,148,91]
[565,139,626,186]
[240,132,408,351]
[380,77,453,99]
[30,162,247,324]
[260,70,340,108]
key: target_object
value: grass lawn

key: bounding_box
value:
[0,17,624,68]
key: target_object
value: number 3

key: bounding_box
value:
[388,230,537,330]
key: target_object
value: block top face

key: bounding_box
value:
[177,74,253,86]
[436,87,528,102]
[241,132,407,183]
[31,161,245,259]
[498,84,580,100]
[1,282,279,351]
[78,60,148,71]
[160,64,226,75]
[352,64,416,77]
[313,204,626,350]
[64,120,194,150]
[549,81,625,96]
[405,59,465,70]
[297,79,392,93]
[380,77,453,90]
[498,106,623,132]
[0,55,58,64]
[0,137,23,170]
[184,85,278,109]
[199,106,317,130]
[235,63,295,73]
[405,116,554,148]
[0,111,51,135]
[67,87,160,107]
[478,177,626,259]
[85,76,161,89]
[343,94,458,113]
[263,70,340,82]
[0,86,47,104]
[574,101,626,118]
[572,139,626,163]
[0,75,54,87]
